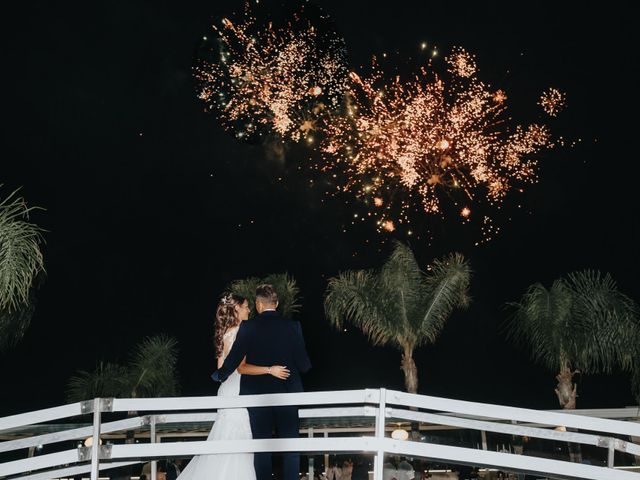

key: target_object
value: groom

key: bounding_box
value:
[212,284,312,480]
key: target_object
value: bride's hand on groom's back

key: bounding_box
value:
[269,365,290,380]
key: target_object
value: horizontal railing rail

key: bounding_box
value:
[387,407,640,457]
[386,390,640,437]
[3,437,639,480]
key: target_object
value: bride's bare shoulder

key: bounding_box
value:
[223,326,239,339]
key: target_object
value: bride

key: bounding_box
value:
[177,293,290,480]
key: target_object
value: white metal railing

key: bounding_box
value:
[1,388,639,480]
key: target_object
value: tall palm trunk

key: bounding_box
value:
[554,363,578,409]
[401,345,418,394]
[555,360,582,463]
[400,345,420,439]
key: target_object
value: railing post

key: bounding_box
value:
[151,415,157,480]
[90,398,102,480]
[308,426,314,479]
[324,431,329,474]
[373,388,387,480]
[607,438,615,468]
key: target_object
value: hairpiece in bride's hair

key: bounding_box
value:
[220,292,234,306]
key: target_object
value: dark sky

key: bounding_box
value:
[2,1,638,416]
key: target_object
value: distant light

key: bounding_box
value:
[84,437,102,447]
[391,429,409,441]
[420,42,427,50]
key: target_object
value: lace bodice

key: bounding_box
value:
[221,326,239,362]
[218,326,241,398]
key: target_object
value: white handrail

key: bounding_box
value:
[111,388,379,412]
[387,390,640,437]
[0,415,148,453]
[0,402,84,432]
[387,407,640,456]
[15,461,139,480]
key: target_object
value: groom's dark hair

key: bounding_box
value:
[256,284,278,305]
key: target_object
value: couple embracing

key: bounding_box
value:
[178,284,311,480]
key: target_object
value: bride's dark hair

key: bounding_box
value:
[214,292,247,357]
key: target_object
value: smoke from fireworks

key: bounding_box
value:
[194,3,349,143]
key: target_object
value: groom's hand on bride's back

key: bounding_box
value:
[269,365,290,380]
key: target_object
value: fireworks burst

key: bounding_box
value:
[539,87,567,117]
[194,3,349,142]
[321,46,556,233]
[194,6,567,242]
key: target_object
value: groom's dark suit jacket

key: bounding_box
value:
[213,310,311,393]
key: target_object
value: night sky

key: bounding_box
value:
[2,1,638,417]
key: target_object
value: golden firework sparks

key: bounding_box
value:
[539,87,566,117]
[382,219,395,232]
[194,4,349,142]
[321,47,555,221]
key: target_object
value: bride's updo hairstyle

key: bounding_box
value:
[214,292,247,357]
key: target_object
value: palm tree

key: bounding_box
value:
[0,189,45,349]
[67,335,179,480]
[507,270,639,410]
[229,272,301,317]
[324,242,471,393]
[66,334,180,401]
[0,286,39,352]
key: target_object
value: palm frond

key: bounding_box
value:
[229,272,301,318]
[506,280,572,372]
[564,270,640,373]
[66,362,129,402]
[0,189,45,312]
[129,334,180,397]
[325,245,470,351]
[417,253,471,346]
[506,270,640,375]
[379,242,425,341]
[324,269,395,346]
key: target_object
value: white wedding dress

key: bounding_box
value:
[177,327,256,480]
